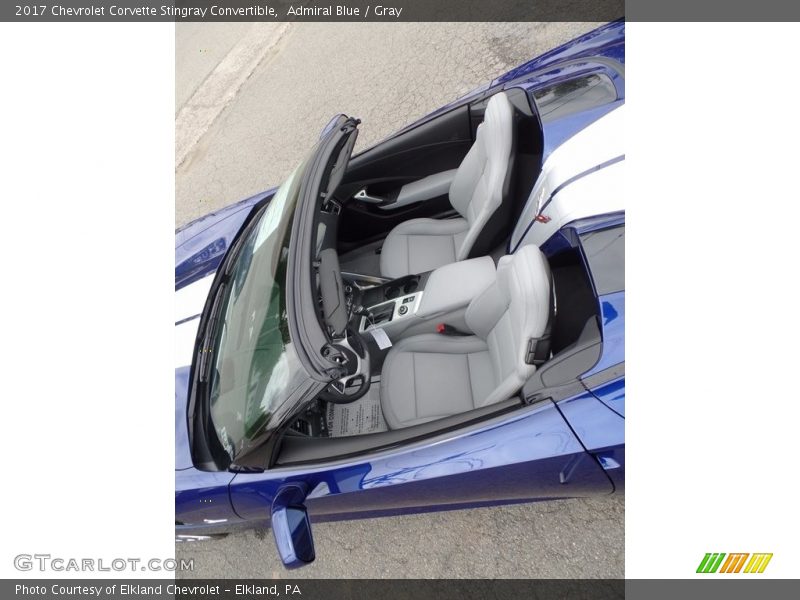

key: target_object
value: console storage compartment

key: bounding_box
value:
[356,256,496,341]
[416,256,496,319]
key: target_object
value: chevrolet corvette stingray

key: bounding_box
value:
[175,21,625,568]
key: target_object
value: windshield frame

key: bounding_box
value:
[187,115,359,472]
[206,168,307,465]
[186,194,308,471]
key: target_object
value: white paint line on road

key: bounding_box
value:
[175,22,292,169]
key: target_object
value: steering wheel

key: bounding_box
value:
[320,327,372,403]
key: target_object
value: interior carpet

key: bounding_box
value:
[325,379,388,437]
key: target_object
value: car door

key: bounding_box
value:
[557,380,625,493]
[227,399,612,526]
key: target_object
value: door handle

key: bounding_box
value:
[354,189,389,205]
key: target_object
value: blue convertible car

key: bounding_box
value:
[175,21,625,568]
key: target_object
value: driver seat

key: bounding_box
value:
[380,245,551,429]
[379,91,515,278]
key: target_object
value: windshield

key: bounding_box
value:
[208,166,308,461]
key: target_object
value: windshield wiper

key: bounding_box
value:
[198,281,227,383]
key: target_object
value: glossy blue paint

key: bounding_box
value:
[591,376,625,418]
[492,21,625,88]
[175,467,239,528]
[220,401,611,528]
[175,189,275,290]
[174,400,616,536]
[495,20,625,158]
[583,291,625,377]
[540,228,576,259]
[365,22,624,160]
[557,391,624,453]
[175,367,193,470]
[271,484,315,568]
[505,56,624,98]
[555,391,625,493]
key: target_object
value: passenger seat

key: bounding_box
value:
[379,91,515,278]
[380,245,551,429]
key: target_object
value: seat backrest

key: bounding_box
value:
[449,91,515,261]
[464,245,551,407]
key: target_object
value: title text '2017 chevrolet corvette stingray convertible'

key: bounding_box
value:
[175,21,625,568]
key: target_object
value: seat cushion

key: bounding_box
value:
[380,334,495,429]
[379,217,469,279]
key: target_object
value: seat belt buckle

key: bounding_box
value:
[436,323,469,336]
[525,334,551,366]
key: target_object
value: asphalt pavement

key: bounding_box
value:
[176,22,606,227]
[175,21,623,578]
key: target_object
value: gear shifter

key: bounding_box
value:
[353,305,374,320]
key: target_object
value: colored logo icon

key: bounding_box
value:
[697,553,773,573]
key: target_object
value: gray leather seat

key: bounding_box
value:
[379,92,515,279]
[380,245,551,429]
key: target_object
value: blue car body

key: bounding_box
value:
[176,21,625,546]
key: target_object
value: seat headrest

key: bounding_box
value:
[481,91,515,172]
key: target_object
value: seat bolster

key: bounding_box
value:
[449,92,514,260]
[379,227,411,279]
[465,282,508,339]
[479,372,527,408]
[500,245,552,380]
[379,217,469,278]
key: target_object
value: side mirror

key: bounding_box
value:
[271,484,315,568]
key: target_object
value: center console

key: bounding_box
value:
[344,256,497,342]
[344,273,427,333]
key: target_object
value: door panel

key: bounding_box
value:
[337,195,455,250]
[228,401,612,524]
[590,375,625,417]
[557,390,625,492]
[336,105,473,248]
[175,468,240,528]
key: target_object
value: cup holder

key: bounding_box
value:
[403,280,418,294]
[383,276,419,300]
